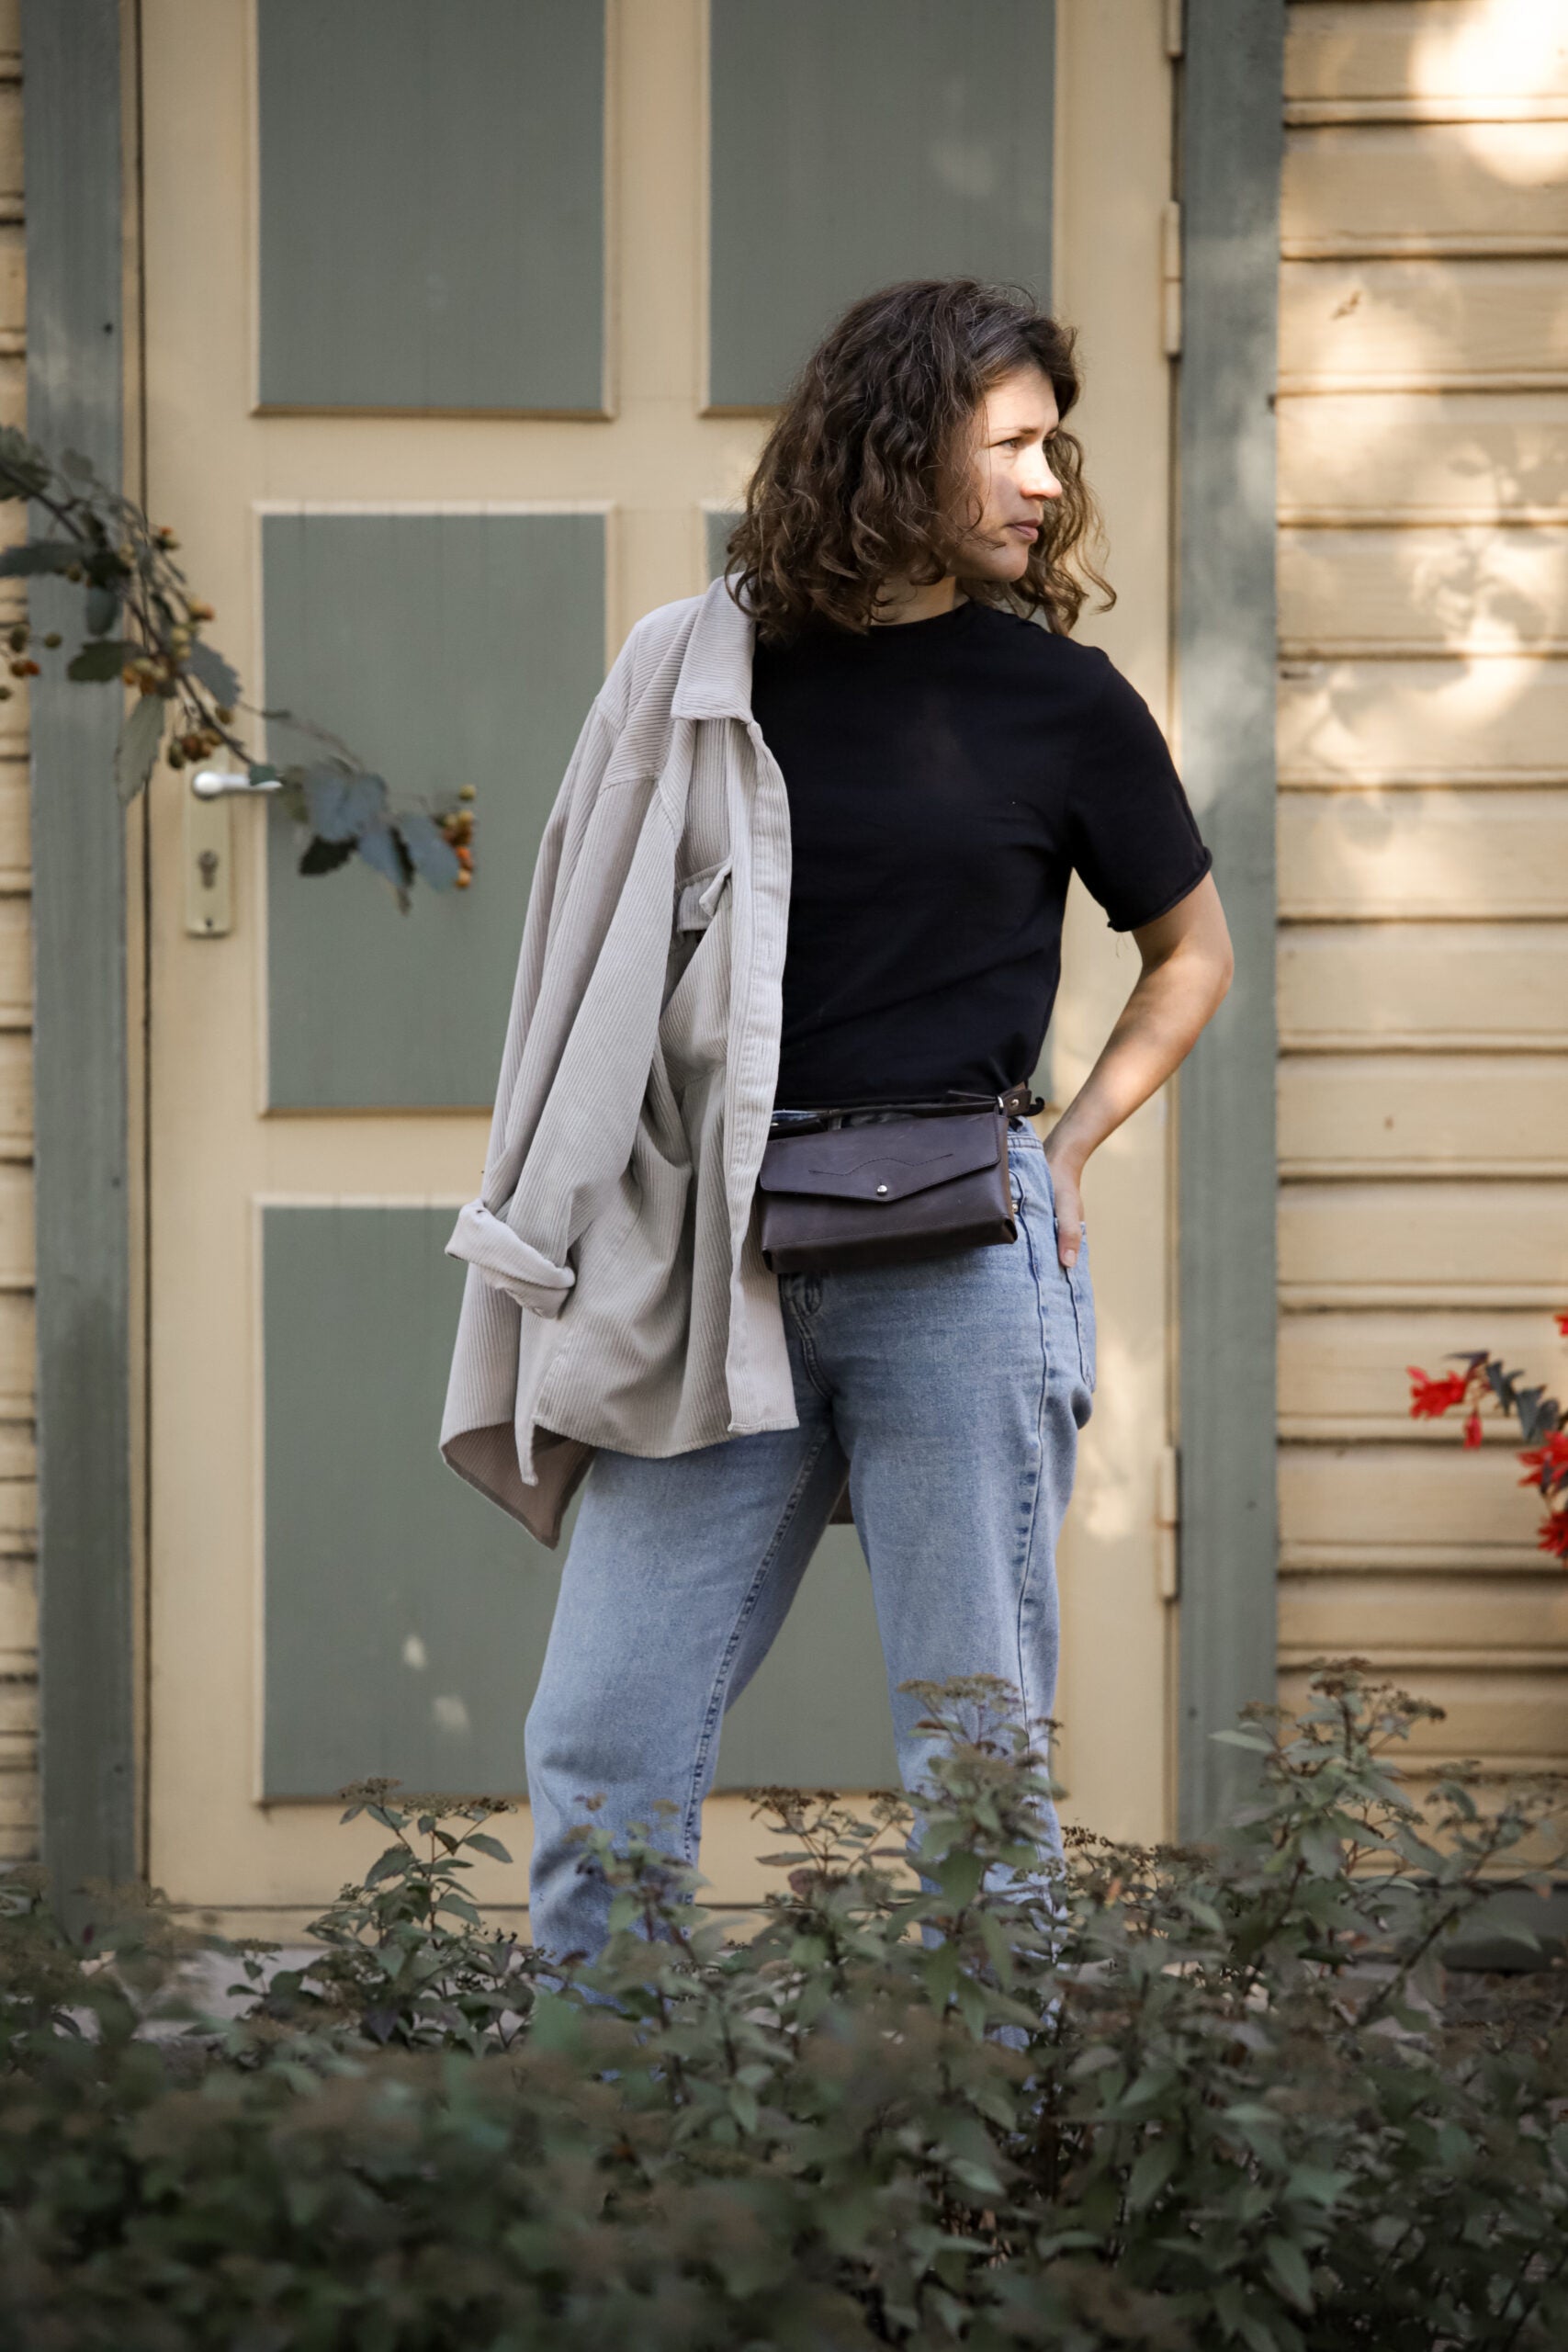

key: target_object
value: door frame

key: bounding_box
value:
[1172,0,1286,1837]
[24,0,141,1921]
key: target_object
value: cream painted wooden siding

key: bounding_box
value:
[0,0,33,1860]
[1279,0,1568,1772]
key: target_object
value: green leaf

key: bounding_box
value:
[357,820,414,895]
[920,1943,961,2007]
[85,585,120,636]
[1263,2234,1315,2314]
[303,763,387,842]
[1126,2137,1182,2211]
[1517,1387,1560,1446]
[462,1831,513,1865]
[0,540,80,577]
[362,1849,409,1889]
[0,429,51,496]
[399,809,461,889]
[728,2082,759,2134]
[298,834,356,877]
[66,638,133,683]
[185,637,241,707]
[59,447,96,479]
[1298,1824,1343,1878]
[247,763,282,787]
[435,1892,482,1927]
[938,1849,986,1907]
[1283,2165,1350,2209]
[114,693,165,805]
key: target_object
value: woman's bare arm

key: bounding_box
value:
[1034,872,1234,1267]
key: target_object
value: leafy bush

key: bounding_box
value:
[0,1666,1565,2350]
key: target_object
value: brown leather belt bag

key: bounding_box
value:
[757,1082,1042,1274]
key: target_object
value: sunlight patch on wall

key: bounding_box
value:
[1410,0,1568,107]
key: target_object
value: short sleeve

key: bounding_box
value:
[1066,650,1213,932]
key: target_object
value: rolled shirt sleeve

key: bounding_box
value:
[444,1200,574,1319]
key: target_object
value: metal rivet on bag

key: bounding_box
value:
[875,1182,888,1196]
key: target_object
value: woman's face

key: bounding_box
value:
[944,362,1064,584]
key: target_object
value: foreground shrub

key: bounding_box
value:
[0,1665,1565,2349]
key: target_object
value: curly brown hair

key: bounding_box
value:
[724,278,1114,644]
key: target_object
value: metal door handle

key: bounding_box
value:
[191,765,281,799]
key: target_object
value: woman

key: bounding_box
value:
[441,278,1234,1969]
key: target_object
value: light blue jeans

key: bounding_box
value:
[524,1123,1096,1966]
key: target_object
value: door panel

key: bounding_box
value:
[143,0,1175,1928]
[261,1205,559,1798]
[262,507,606,1110]
[708,0,1055,409]
[256,0,606,413]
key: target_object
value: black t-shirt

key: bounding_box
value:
[750,596,1213,1109]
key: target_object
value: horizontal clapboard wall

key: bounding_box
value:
[262,507,606,1111]
[256,0,606,413]
[1276,0,1568,1775]
[706,0,1055,412]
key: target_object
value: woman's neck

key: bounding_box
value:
[870,572,964,625]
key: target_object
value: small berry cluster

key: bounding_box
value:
[1408,1311,1568,1559]
[1,616,61,689]
[125,557,228,768]
[436,785,478,889]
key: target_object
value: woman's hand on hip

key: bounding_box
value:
[1043,1148,1086,1267]
[1033,875,1236,1272]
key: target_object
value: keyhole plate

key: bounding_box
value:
[184,786,233,936]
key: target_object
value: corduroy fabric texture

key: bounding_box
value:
[439,575,801,1547]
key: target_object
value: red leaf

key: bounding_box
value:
[1519,1432,1568,1492]
[1408,1367,1468,1420]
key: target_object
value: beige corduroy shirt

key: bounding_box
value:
[439,573,807,1547]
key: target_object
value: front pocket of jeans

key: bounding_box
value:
[1021,1151,1095,1384]
[1066,1250,1097,1390]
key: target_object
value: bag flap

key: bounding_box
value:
[757,1113,1000,1204]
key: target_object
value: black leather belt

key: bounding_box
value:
[768,1080,1041,1140]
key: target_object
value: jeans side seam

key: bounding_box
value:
[1069,1250,1097,1392]
[1010,1185,1054,1744]
[681,1425,837,1858]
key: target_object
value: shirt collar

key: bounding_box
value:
[670,571,758,720]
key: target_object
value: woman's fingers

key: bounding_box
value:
[1044,1155,1083,1266]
